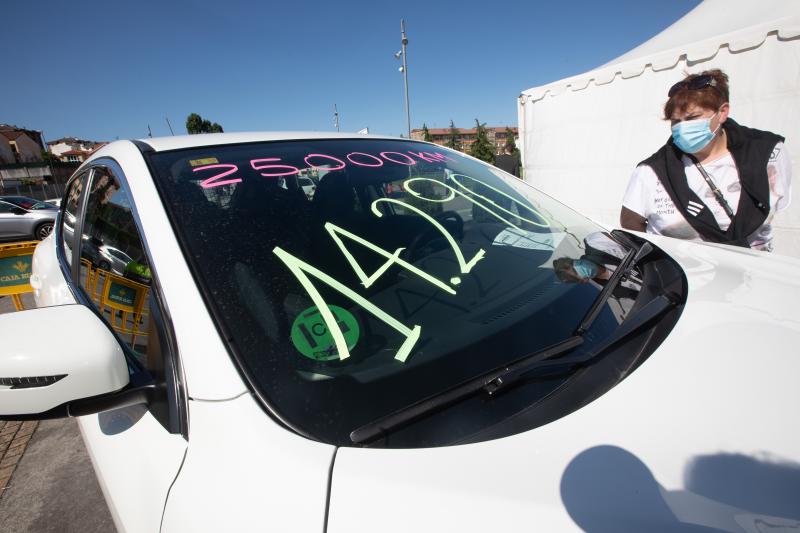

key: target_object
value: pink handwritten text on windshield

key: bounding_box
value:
[379,152,416,165]
[304,153,346,171]
[194,164,242,189]
[250,158,301,177]
[346,152,384,167]
[195,149,458,189]
[408,151,453,163]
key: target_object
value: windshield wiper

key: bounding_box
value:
[350,336,583,445]
[498,294,676,385]
[575,241,653,335]
[351,238,659,446]
[351,292,676,446]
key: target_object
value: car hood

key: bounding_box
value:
[328,235,800,532]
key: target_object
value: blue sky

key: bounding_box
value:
[4,0,700,141]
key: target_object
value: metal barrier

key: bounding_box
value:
[0,241,38,311]
[80,257,100,301]
[82,262,150,347]
[2,242,150,346]
[99,271,150,347]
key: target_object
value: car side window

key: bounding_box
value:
[76,165,183,433]
[78,167,153,361]
[60,172,88,265]
[0,201,16,213]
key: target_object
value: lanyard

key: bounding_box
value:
[691,159,736,221]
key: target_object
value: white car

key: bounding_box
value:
[85,240,134,274]
[2,133,799,533]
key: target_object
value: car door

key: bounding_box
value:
[57,163,189,533]
[0,200,28,240]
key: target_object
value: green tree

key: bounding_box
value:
[445,120,460,150]
[421,123,433,142]
[469,119,495,164]
[186,113,203,134]
[186,113,224,134]
[503,127,519,156]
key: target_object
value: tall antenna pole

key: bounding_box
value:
[400,19,411,138]
[165,117,175,136]
[334,104,340,132]
[147,124,153,138]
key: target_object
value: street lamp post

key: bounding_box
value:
[396,19,411,138]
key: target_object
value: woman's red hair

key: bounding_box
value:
[663,69,729,120]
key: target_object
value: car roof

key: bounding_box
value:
[130,131,409,153]
[0,195,38,201]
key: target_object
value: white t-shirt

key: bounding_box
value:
[622,142,792,251]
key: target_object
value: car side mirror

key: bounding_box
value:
[11,207,26,215]
[0,305,130,417]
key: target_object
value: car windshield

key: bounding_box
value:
[148,138,642,446]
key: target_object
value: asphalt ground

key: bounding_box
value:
[0,293,34,314]
[0,294,116,532]
[0,419,115,532]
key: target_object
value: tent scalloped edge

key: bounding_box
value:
[521,28,799,104]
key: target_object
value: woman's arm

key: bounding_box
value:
[621,165,652,232]
[620,207,647,232]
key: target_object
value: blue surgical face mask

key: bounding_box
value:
[671,111,720,154]
[573,259,599,279]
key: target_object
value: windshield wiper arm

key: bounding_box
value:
[506,294,676,382]
[350,336,583,445]
[576,241,653,335]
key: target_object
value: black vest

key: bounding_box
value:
[639,119,783,247]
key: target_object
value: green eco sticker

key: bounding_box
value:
[291,305,360,361]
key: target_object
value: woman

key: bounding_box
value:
[553,256,609,284]
[620,69,792,251]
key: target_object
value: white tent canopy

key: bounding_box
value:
[518,0,800,256]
